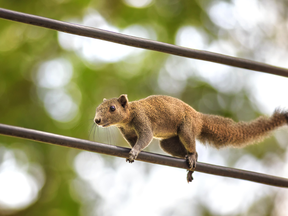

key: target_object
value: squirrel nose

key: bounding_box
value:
[95,118,101,124]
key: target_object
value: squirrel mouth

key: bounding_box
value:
[96,122,110,127]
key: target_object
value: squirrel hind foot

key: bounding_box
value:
[185,152,198,170]
[185,153,198,183]
[187,170,194,183]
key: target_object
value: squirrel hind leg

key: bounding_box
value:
[160,136,187,158]
[160,136,196,183]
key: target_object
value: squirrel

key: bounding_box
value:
[94,94,288,182]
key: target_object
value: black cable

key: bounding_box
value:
[0,123,287,188]
[0,8,288,77]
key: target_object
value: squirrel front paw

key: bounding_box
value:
[126,149,139,163]
[185,152,198,170]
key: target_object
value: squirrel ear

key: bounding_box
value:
[103,98,107,102]
[118,94,128,108]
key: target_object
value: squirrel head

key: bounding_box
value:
[94,94,130,127]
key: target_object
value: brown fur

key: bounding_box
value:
[94,95,288,182]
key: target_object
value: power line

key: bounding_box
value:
[0,8,288,77]
[0,123,287,188]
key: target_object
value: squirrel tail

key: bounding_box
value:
[198,109,288,148]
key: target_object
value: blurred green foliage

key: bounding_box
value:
[0,0,287,215]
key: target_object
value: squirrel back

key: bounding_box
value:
[95,94,288,148]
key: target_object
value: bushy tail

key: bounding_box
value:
[198,109,288,148]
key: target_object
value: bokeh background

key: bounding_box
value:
[1,0,288,215]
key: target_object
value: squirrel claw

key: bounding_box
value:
[126,158,134,163]
[126,149,138,163]
[126,150,137,163]
[185,152,198,170]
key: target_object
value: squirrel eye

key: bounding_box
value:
[110,105,116,112]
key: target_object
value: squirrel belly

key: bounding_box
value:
[94,94,288,182]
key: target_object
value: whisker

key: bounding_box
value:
[88,123,95,141]
[110,127,116,145]
[107,127,111,145]
[93,124,97,142]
